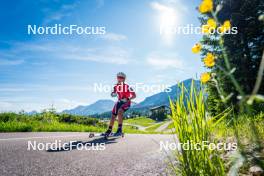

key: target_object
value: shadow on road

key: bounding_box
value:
[47,136,118,152]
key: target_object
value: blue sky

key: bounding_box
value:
[0,0,205,112]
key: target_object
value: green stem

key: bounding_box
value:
[211,12,245,97]
[251,50,264,95]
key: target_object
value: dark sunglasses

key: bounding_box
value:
[117,76,125,79]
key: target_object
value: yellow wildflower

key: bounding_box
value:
[207,18,217,29]
[200,72,211,83]
[219,20,231,33]
[202,24,210,34]
[199,0,213,13]
[192,43,202,54]
[202,18,217,34]
[203,53,215,67]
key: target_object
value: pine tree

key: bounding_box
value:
[202,0,264,114]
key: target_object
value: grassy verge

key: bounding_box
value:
[124,116,155,127]
[123,125,160,134]
[213,113,264,174]
[0,121,105,132]
[0,113,167,134]
[0,112,106,133]
[145,122,164,132]
[0,121,164,134]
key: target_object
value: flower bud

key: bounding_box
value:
[259,14,264,22]
[215,4,223,14]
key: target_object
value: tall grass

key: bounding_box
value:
[169,81,227,175]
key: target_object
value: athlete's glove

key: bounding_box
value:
[120,98,129,103]
[111,92,117,97]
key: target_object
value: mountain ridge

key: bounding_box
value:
[62,99,115,115]
[62,79,200,116]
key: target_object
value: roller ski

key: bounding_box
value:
[88,130,124,140]
[103,128,124,140]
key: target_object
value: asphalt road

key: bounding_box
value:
[0,133,174,176]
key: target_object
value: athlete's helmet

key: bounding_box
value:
[117,72,126,79]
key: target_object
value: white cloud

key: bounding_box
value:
[146,53,183,69]
[96,0,105,8]
[0,88,27,92]
[55,98,86,111]
[0,101,13,109]
[162,0,188,11]
[151,2,174,12]
[0,84,94,92]
[0,101,46,112]
[43,2,78,24]
[0,97,86,112]
[101,32,127,41]
[62,46,131,64]
[1,41,131,65]
[0,59,24,65]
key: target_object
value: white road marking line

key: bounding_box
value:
[0,134,92,141]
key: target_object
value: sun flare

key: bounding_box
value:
[151,2,179,45]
